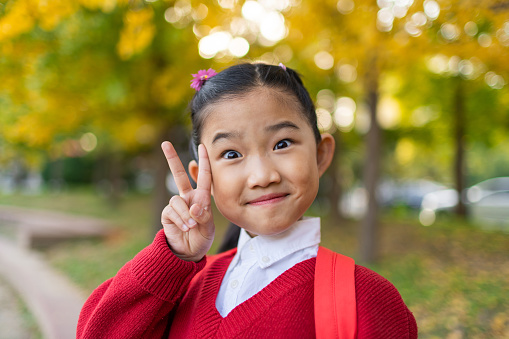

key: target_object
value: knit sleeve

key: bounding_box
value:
[354,265,418,339]
[77,229,207,339]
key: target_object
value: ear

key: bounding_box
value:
[316,133,335,177]
[188,160,214,195]
[188,160,199,184]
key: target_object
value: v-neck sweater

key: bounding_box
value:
[77,230,418,339]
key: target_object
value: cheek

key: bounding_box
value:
[209,164,241,202]
[288,150,319,184]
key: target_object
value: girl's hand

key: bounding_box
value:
[161,142,214,262]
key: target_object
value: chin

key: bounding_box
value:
[244,220,296,237]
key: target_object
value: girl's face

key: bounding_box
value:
[191,87,334,236]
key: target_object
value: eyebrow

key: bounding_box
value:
[212,131,241,144]
[211,121,300,144]
[265,121,300,132]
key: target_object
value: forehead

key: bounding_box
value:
[200,87,309,140]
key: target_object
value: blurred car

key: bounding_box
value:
[341,179,446,219]
[379,179,447,209]
[419,177,509,228]
[465,177,509,204]
[469,190,509,229]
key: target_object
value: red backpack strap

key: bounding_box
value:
[314,246,357,339]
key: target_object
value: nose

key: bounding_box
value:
[246,156,281,188]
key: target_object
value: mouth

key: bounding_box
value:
[247,193,289,206]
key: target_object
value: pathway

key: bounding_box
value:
[0,206,111,339]
[0,277,37,339]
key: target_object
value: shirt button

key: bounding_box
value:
[262,256,270,263]
[230,280,239,289]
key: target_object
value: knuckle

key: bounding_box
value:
[171,213,183,226]
[201,168,211,176]
[169,195,181,205]
[172,167,187,178]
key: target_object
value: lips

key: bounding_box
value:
[247,193,289,206]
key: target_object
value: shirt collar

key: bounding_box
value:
[236,217,321,269]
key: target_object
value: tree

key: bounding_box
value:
[281,0,508,262]
[0,0,303,232]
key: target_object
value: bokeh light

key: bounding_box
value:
[198,30,233,59]
[259,11,286,43]
[317,89,335,112]
[423,0,440,20]
[80,133,98,152]
[242,1,264,22]
[440,23,460,41]
[419,208,436,226]
[485,72,505,89]
[335,63,357,83]
[228,37,250,57]
[378,97,401,129]
[464,21,478,36]
[477,33,492,47]
[337,0,355,15]
[334,97,356,132]
[316,108,334,132]
[314,51,334,70]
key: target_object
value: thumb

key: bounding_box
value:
[189,203,211,225]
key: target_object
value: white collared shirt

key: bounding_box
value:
[215,217,321,317]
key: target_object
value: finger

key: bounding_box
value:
[190,203,210,225]
[162,204,189,232]
[196,144,212,193]
[161,141,193,195]
[169,196,197,229]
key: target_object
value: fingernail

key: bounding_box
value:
[182,225,189,232]
[188,218,197,227]
[195,208,203,217]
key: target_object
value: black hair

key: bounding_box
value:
[189,63,321,160]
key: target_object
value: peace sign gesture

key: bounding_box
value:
[161,141,215,262]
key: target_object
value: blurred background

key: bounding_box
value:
[0,0,508,337]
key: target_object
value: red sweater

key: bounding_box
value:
[77,230,417,338]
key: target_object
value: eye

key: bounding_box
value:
[222,150,242,159]
[274,139,292,150]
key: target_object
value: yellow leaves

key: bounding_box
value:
[4,113,54,148]
[0,0,79,42]
[0,0,132,43]
[395,138,416,165]
[78,0,127,12]
[116,7,156,60]
[1,84,85,150]
[151,68,190,108]
[35,0,77,31]
[110,116,157,150]
[0,0,35,42]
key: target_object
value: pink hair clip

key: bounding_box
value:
[190,68,217,91]
[278,63,287,71]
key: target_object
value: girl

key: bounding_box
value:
[77,63,417,338]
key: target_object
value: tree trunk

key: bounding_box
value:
[360,66,381,264]
[328,132,344,222]
[453,78,467,216]
[107,153,124,208]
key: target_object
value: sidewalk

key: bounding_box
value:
[0,276,36,338]
[0,206,111,339]
[0,236,86,339]
[0,205,110,249]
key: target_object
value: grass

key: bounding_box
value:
[1,188,508,338]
